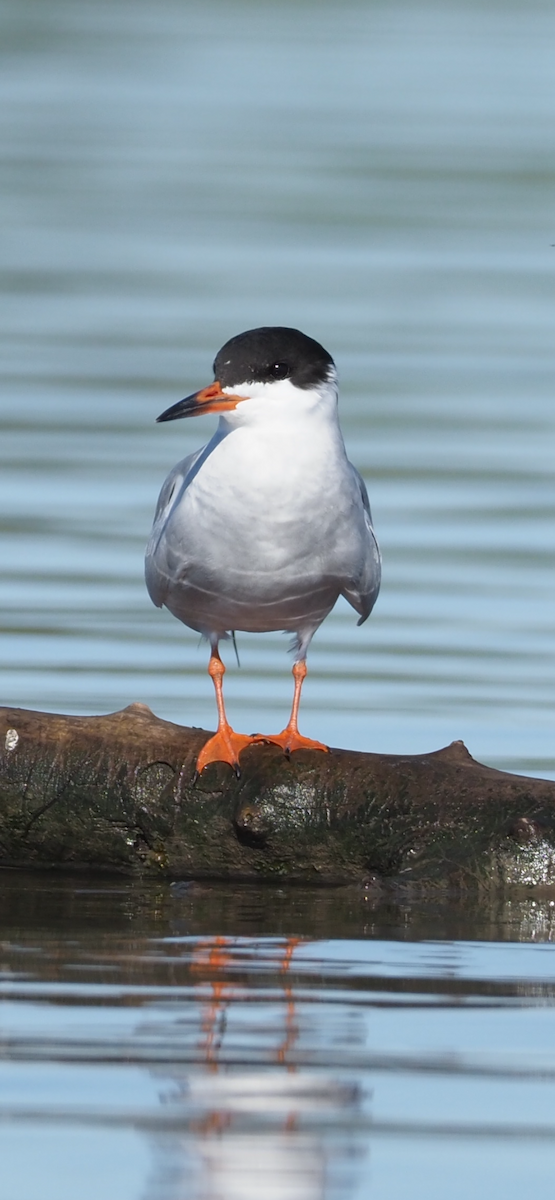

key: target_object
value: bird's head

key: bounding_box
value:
[156,326,337,427]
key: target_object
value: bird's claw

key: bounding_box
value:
[195,727,264,776]
[262,730,329,757]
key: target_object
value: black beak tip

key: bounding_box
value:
[155,399,189,423]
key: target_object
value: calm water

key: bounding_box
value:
[2,1,555,1196]
[3,874,555,1200]
[2,0,554,774]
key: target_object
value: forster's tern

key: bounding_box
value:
[145,326,381,774]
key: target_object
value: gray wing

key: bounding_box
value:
[144,449,202,608]
[341,466,382,625]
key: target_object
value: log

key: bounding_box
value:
[0,704,554,890]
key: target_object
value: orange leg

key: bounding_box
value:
[265,661,329,758]
[196,650,264,776]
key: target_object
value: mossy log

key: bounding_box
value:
[1,703,555,890]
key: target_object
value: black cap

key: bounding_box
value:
[213,326,335,391]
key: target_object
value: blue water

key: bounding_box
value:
[1,1,555,1196]
[1,0,554,775]
[2,877,555,1200]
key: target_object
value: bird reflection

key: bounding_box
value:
[193,936,231,1076]
[143,935,364,1200]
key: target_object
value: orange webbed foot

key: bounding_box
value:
[264,729,329,759]
[196,725,266,777]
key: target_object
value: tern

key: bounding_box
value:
[145,326,381,775]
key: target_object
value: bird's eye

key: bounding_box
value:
[268,362,290,380]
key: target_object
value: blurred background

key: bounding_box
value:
[2,9,555,1198]
[1,0,554,775]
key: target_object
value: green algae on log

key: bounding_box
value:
[1,703,555,889]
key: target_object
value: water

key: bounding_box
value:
[2,0,554,776]
[2,1,555,1196]
[3,874,555,1200]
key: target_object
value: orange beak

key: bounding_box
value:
[156,381,246,422]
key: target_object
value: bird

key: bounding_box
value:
[145,326,381,776]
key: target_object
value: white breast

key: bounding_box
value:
[146,382,371,637]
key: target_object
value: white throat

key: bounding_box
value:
[219,367,339,431]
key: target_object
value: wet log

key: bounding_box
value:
[0,703,554,890]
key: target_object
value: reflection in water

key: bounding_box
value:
[145,936,365,1200]
[194,937,232,1073]
[2,0,555,1192]
[278,937,301,1071]
[3,879,555,1197]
